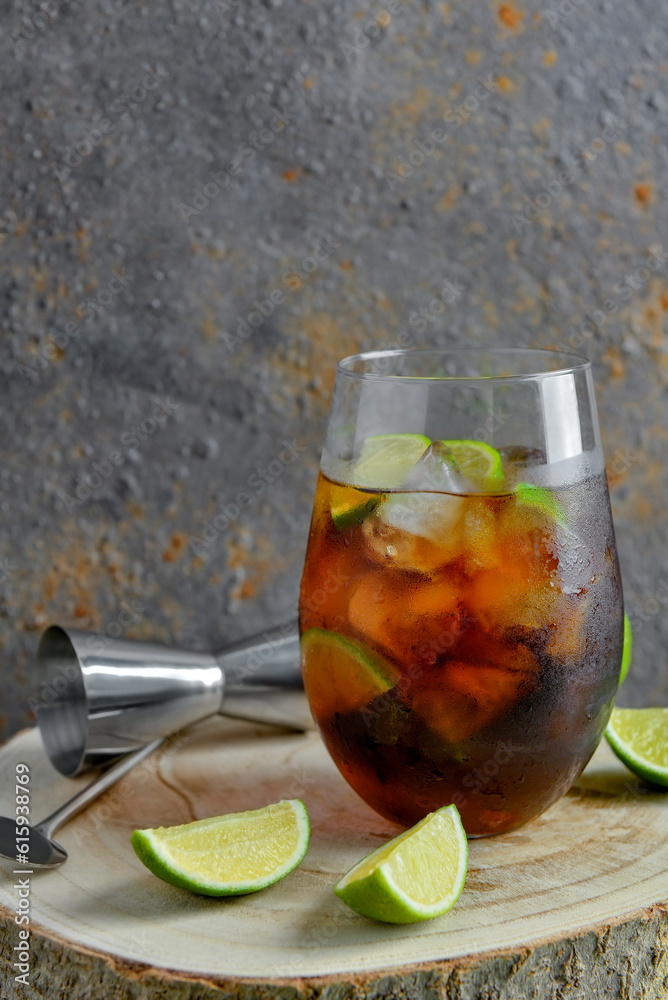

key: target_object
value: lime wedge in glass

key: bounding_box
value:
[514,482,567,528]
[620,612,632,684]
[131,799,310,896]
[331,493,381,531]
[353,433,431,489]
[334,803,468,923]
[440,439,504,489]
[605,708,668,787]
[301,628,398,718]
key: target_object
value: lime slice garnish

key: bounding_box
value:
[440,439,504,487]
[331,494,381,531]
[514,482,567,527]
[605,708,668,787]
[620,612,632,684]
[334,804,468,923]
[131,800,310,896]
[301,628,398,717]
[353,433,431,489]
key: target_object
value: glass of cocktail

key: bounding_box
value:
[299,349,623,836]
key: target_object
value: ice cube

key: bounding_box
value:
[362,491,467,571]
[348,572,461,666]
[360,445,475,571]
[462,502,503,574]
[401,441,474,494]
[379,492,465,544]
[412,644,540,743]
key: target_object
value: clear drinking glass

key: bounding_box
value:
[299,349,624,836]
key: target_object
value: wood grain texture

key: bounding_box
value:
[1,717,667,999]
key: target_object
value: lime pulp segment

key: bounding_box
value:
[300,628,399,711]
[331,494,381,531]
[353,436,506,493]
[440,440,504,486]
[334,803,468,924]
[131,799,310,896]
[353,433,431,489]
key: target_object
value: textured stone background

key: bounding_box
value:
[0,0,666,742]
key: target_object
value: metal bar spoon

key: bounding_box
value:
[0,738,164,869]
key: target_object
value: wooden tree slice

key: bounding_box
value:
[1,716,667,999]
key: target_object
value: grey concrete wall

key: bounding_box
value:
[0,0,666,741]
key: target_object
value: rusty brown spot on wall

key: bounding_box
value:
[266,311,361,417]
[30,268,47,293]
[606,467,624,491]
[634,182,653,206]
[498,3,524,30]
[496,75,515,93]
[226,529,291,604]
[162,532,187,563]
[601,346,625,380]
[201,315,216,342]
[435,185,462,213]
[232,579,256,601]
[75,227,92,262]
[47,343,66,363]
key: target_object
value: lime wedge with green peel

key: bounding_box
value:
[131,799,310,896]
[440,440,504,489]
[620,613,632,684]
[514,482,567,528]
[301,628,398,718]
[353,433,431,489]
[327,479,381,531]
[332,494,381,531]
[334,804,468,924]
[606,708,668,787]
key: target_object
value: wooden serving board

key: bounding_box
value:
[1,714,667,999]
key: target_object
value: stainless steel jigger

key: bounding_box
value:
[36,621,309,776]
